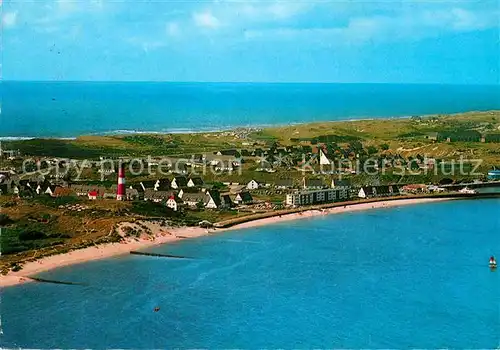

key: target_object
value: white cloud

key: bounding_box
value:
[2,11,18,28]
[55,0,79,14]
[166,21,180,37]
[239,3,299,20]
[422,7,495,32]
[193,11,220,29]
[244,7,499,44]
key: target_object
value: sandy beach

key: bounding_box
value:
[0,197,450,287]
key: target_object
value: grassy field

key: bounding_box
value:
[260,110,499,141]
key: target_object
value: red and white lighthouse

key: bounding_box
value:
[116,163,126,200]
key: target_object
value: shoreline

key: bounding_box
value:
[0,197,451,288]
[2,109,498,140]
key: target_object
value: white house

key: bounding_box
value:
[319,148,333,165]
[234,191,253,205]
[171,176,187,189]
[358,185,399,198]
[246,179,260,190]
[187,177,204,188]
[166,195,182,211]
[44,185,57,196]
[205,190,221,209]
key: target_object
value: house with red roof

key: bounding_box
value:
[166,195,183,211]
[88,190,98,200]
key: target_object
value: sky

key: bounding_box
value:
[1,0,499,83]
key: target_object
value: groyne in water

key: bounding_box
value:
[28,277,86,286]
[129,251,193,259]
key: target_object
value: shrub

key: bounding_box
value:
[33,195,80,208]
[211,182,226,190]
[130,201,176,217]
[0,214,14,226]
[18,230,48,241]
[367,146,378,155]
[40,213,51,221]
[11,264,22,272]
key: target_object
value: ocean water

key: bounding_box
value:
[2,199,499,348]
[2,81,500,138]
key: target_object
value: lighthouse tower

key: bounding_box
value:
[116,163,126,200]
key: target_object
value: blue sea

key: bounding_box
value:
[1,81,500,138]
[2,199,499,348]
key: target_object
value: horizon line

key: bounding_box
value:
[2,80,498,86]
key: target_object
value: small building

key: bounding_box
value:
[140,180,156,191]
[71,185,106,197]
[126,188,140,200]
[171,176,188,189]
[178,187,202,198]
[216,149,241,157]
[427,185,446,193]
[220,194,234,209]
[166,195,182,211]
[401,184,428,194]
[154,179,171,191]
[358,185,400,198]
[88,190,98,200]
[246,179,260,190]
[424,132,445,142]
[234,191,253,205]
[144,189,173,203]
[182,193,208,207]
[44,185,57,197]
[187,177,204,188]
[319,148,333,165]
[205,190,222,209]
[330,178,350,189]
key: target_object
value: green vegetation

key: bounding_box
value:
[32,195,81,208]
[122,135,179,151]
[4,139,115,159]
[0,214,14,226]
[130,201,180,218]
[1,221,70,255]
